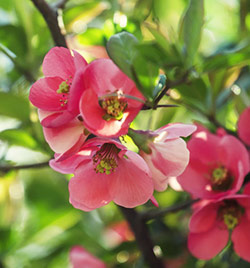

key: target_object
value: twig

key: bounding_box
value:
[0,161,49,173]
[119,206,165,268]
[140,199,200,222]
[153,72,189,108]
[30,0,67,48]
[142,104,179,110]
[54,0,69,9]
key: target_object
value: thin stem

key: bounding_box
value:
[0,161,50,173]
[30,0,67,48]
[140,199,200,222]
[119,206,165,268]
[142,104,179,110]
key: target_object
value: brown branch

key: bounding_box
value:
[140,199,200,222]
[30,0,67,48]
[54,0,69,9]
[119,206,165,268]
[0,161,49,173]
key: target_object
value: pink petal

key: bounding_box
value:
[41,110,75,128]
[189,203,218,233]
[43,119,86,154]
[219,135,250,179]
[111,151,154,208]
[70,246,106,268]
[83,58,135,96]
[43,47,87,80]
[238,107,250,146]
[232,215,250,262]
[69,160,114,211]
[156,123,197,140]
[188,130,220,165]
[73,50,88,70]
[151,139,190,178]
[188,224,229,260]
[29,77,64,111]
[243,183,250,195]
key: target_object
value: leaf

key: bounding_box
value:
[0,92,30,122]
[133,0,153,22]
[106,31,139,79]
[0,129,37,149]
[180,0,204,67]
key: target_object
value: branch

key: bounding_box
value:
[140,199,200,222]
[153,72,189,108]
[30,0,67,48]
[142,104,179,110]
[119,206,165,268]
[54,0,69,9]
[0,161,49,173]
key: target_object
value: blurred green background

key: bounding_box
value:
[0,0,250,267]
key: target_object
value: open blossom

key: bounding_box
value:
[177,125,250,199]
[50,138,154,211]
[79,59,144,137]
[29,47,88,127]
[238,107,250,146]
[129,123,196,191]
[188,185,250,261]
[70,246,106,268]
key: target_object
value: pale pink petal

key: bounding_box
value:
[29,77,64,111]
[141,151,170,191]
[83,58,135,96]
[69,161,114,211]
[156,123,197,140]
[43,47,76,79]
[238,107,250,146]
[70,246,106,268]
[151,139,190,178]
[188,224,229,260]
[232,215,250,262]
[43,119,86,154]
[189,203,218,233]
[111,151,154,207]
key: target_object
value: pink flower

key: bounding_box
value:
[51,138,154,211]
[29,47,88,128]
[129,123,197,191]
[79,59,144,137]
[177,126,250,199]
[188,192,250,262]
[70,246,106,268]
[238,107,250,146]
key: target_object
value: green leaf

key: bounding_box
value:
[133,0,153,22]
[106,31,139,79]
[0,129,37,149]
[0,92,30,122]
[180,0,204,67]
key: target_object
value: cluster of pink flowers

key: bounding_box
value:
[177,110,250,262]
[29,47,196,211]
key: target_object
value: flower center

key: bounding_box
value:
[218,200,244,230]
[57,79,72,107]
[93,143,120,175]
[210,166,234,191]
[100,96,127,121]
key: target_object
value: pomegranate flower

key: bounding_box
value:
[29,47,88,127]
[50,138,154,211]
[177,125,250,199]
[188,190,250,262]
[238,106,250,146]
[70,246,106,268]
[79,59,144,137]
[129,123,197,191]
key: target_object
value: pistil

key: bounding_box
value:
[210,166,234,191]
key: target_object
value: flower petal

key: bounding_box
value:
[69,160,114,211]
[232,215,250,262]
[238,107,250,146]
[111,151,154,208]
[188,224,229,260]
[40,110,75,128]
[189,203,218,233]
[29,77,64,111]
